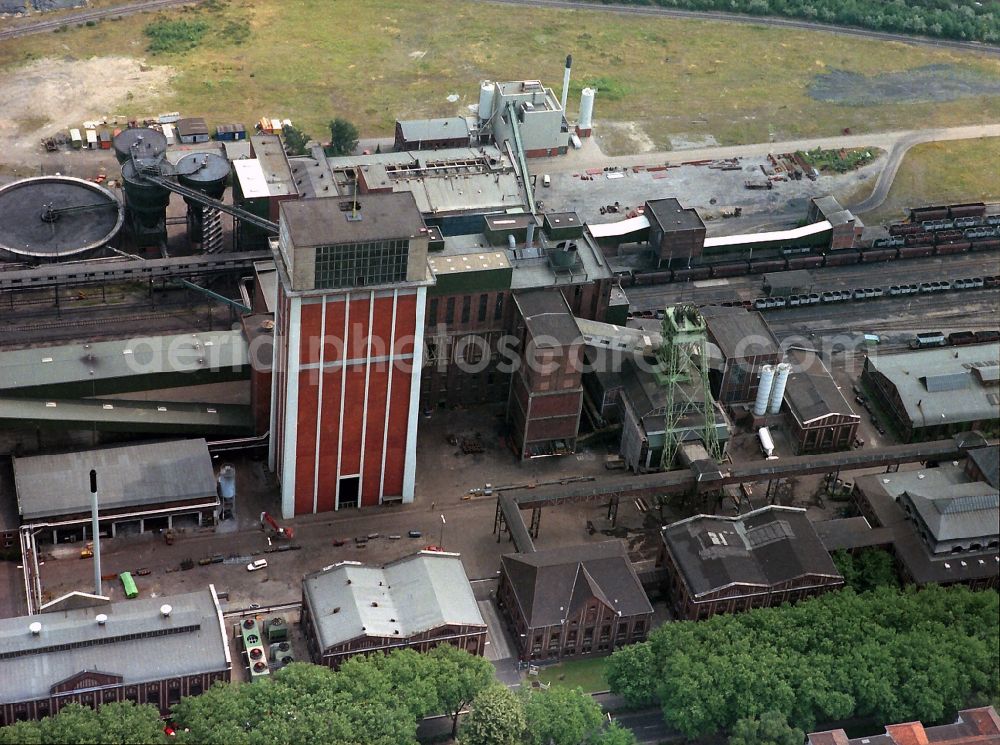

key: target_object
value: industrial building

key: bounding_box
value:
[11,439,220,543]
[0,586,230,725]
[659,506,844,620]
[301,551,486,669]
[268,192,431,515]
[808,706,1000,745]
[700,306,782,405]
[394,117,471,151]
[497,542,652,662]
[807,195,864,251]
[862,343,1000,441]
[478,79,569,158]
[645,198,707,269]
[782,347,860,453]
[852,449,999,589]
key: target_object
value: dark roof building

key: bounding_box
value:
[174,117,210,144]
[0,586,230,725]
[394,117,471,151]
[701,306,781,404]
[301,551,486,668]
[12,439,219,542]
[783,347,860,453]
[659,505,843,620]
[498,542,653,661]
[645,198,706,268]
[853,455,999,589]
[808,706,1000,745]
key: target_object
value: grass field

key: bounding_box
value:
[532,657,609,693]
[862,138,1000,223]
[1,0,999,152]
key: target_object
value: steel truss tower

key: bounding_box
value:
[656,304,722,470]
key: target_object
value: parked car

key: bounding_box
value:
[408,530,423,539]
[247,559,268,572]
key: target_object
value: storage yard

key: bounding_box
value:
[0,2,997,734]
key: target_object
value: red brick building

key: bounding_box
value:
[269,193,432,516]
[497,542,653,661]
[301,552,486,669]
[782,347,860,453]
[808,706,1000,745]
[0,586,230,725]
[659,506,843,620]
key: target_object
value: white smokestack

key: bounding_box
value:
[560,54,572,113]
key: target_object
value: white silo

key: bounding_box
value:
[768,363,791,414]
[578,87,596,132]
[478,81,495,123]
[753,364,775,417]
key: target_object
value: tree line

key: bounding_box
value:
[589,0,999,43]
[606,584,1000,739]
[0,644,635,745]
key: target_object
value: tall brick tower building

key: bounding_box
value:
[269,193,431,517]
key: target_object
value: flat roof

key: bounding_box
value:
[281,193,426,247]
[254,260,278,313]
[428,251,510,275]
[303,552,484,651]
[514,289,581,348]
[0,586,229,702]
[814,516,894,551]
[397,117,470,142]
[645,198,704,232]
[0,331,249,394]
[14,438,217,521]
[866,343,1000,427]
[288,153,340,200]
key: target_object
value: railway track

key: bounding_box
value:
[0,0,201,40]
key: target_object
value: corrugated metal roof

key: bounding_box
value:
[0,587,229,702]
[14,439,216,520]
[233,158,270,199]
[703,220,831,248]
[903,485,999,542]
[303,552,484,652]
[397,117,470,142]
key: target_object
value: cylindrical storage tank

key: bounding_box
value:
[579,87,596,130]
[218,464,236,501]
[768,362,791,414]
[176,152,230,201]
[753,364,775,417]
[478,81,495,123]
[121,160,170,227]
[113,127,168,165]
[0,176,124,262]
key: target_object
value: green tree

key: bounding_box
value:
[729,710,804,745]
[833,550,898,593]
[0,720,42,745]
[0,703,167,745]
[593,722,639,745]
[426,644,495,738]
[281,124,311,157]
[326,118,359,156]
[521,686,606,745]
[460,684,526,745]
[605,640,658,708]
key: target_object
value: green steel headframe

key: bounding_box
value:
[656,304,721,470]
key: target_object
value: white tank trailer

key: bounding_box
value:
[758,426,777,459]
[768,362,791,415]
[753,364,775,417]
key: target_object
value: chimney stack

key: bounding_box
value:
[560,54,573,113]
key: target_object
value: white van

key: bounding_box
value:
[542,174,551,187]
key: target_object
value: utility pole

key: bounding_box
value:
[89,469,101,596]
[439,514,446,550]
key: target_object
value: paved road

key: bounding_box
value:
[0,0,201,40]
[473,0,1000,56]
[539,123,1000,214]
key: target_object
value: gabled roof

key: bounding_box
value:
[500,542,652,629]
[902,485,999,542]
[303,551,484,652]
[661,505,842,598]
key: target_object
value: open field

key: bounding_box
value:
[1,0,999,157]
[862,137,1000,223]
[533,657,610,693]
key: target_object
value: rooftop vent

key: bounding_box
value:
[333,607,341,614]
[29,622,42,635]
[371,601,378,607]
[96,614,108,625]
[160,604,172,617]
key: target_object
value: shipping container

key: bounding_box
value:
[162,123,175,145]
[85,128,98,149]
[119,571,138,599]
[69,128,82,149]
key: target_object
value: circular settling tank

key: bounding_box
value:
[176,152,230,200]
[0,176,124,262]
[113,127,168,165]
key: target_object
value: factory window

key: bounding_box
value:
[445,298,456,324]
[478,294,489,323]
[314,239,409,289]
[428,298,439,326]
[461,296,471,323]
